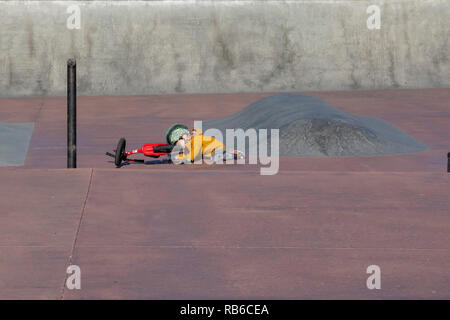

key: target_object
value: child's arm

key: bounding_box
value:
[187,135,204,162]
[174,135,202,163]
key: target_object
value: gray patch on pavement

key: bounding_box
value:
[0,122,35,166]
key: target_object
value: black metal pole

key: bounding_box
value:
[67,59,77,168]
[447,152,450,173]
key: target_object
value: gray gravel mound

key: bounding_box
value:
[203,94,427,157]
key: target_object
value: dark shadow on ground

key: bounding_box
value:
[107,159,170,168]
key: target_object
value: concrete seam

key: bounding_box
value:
[60,245,450,251]
[33,98,45,123]
[59,168,94,300]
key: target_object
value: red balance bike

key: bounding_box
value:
[106,138,173,167]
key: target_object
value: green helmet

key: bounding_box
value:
[165,123,189,145]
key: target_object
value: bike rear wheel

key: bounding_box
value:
[115,137,126,167]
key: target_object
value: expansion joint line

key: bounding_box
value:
[34,98,45,123]
[59,168,94,300]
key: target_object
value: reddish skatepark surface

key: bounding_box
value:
[1,88,449,299]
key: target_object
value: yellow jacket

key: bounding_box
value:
[177,129,225,162]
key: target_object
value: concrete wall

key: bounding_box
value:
[0,0,448,97]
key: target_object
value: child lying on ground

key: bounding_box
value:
[165,123,244,163]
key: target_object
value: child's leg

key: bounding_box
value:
[210,149,242,162]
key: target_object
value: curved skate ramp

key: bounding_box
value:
[203,94,427,157]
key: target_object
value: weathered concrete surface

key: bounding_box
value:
[0,0,449,97]
[0,89,449,299]
[64,247,450,299]
[0,168,92,299]
[4,88,446,172]
[62,169,450,299]
[75,170,450,250]
[2,167,449,299]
